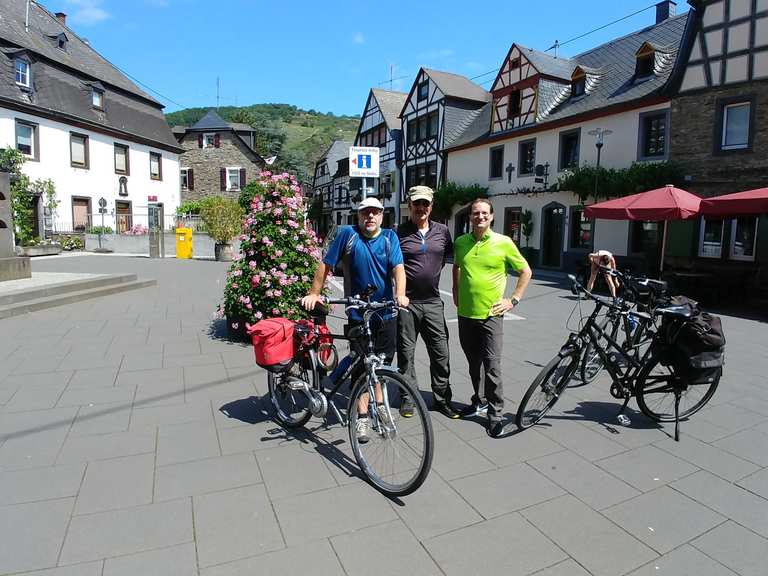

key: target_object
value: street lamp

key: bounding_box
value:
[588,128,612,197]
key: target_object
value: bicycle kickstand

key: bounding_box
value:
[674,392,681,442]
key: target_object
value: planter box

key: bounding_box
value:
[19,244,62,257]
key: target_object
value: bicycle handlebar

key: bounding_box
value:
[569,274,647,320]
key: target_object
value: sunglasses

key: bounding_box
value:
[412,199,431,207]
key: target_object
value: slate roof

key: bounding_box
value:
[445,12,688,150]
[189,110,232,131]
[320,139,350,172]
[0,0,180,151]
[444,101,491,148]
[0,0,156,102]
[423,68,490,103]
[517,46,576,80]
[371,88,407,130]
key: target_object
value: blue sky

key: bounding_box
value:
[58,0,689,116]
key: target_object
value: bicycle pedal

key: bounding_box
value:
[616,414,631,426]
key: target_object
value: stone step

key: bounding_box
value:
[0,273,138,306]
[0,279,156,319]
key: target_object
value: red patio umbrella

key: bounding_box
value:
[584,184,702,273]
[700,187,768,216]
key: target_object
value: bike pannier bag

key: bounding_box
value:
[248,318,295,373]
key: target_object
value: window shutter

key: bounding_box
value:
[214,133,221,148]
[239,168,246,188]
[188,168,194,191]
[220,168,226,191]
[197,134,203,148]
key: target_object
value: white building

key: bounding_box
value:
[444,2,686,272]
[0,1,181,236]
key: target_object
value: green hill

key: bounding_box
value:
[165,104,359,183]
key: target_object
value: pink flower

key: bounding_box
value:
[246,303,252,309]
[255,311,263,319]
[231,283,239,289]
[272,308,280,316]
[279,263,287,270]
[275,250,283,257]
[249,261,257,269]
[251,276,260,287]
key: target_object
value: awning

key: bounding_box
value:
[700,187,768,217]
[584,185,701,221]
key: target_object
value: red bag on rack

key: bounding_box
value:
[247,318,295,372]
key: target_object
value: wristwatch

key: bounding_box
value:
[510,297,519,307]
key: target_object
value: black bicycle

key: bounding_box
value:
[267,295,434,496]
[579,268,669,386]
[517,274,720,440]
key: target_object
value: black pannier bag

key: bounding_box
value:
[661,296,725,384]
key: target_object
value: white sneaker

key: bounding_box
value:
[377,403,394,436]
[355,416,370,444]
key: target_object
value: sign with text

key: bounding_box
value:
[349,146,379,178]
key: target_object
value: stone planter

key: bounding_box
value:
[19,244,63,257]
[215,243,234,262]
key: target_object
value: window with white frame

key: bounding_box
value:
[180,168,189,190]
[15,120,36,159]
[15,58,30,87]
[203,133,216,148]
[638,111,668,160]
[698,218,724,258]
[227,167,241,191]
[721,102,750,150]
[729,216,758,261]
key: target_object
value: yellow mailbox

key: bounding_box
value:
[175,227,193,259]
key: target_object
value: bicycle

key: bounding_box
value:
[579,268,669,386]
[266,295,434,497]
[516,274,721,441]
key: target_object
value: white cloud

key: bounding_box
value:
[65,0,110,25]
[352,32,364,44]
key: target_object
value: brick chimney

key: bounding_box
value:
[55,12,67,25]
[655,1,676,23]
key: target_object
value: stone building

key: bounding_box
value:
[173,110,265,202]
[665,0,768,284]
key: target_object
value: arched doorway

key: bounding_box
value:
[541,202,565,268]
[454,206,471,238]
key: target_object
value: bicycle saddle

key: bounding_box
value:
[655,305,693,319]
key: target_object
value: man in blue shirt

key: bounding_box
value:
[301,197,408,442]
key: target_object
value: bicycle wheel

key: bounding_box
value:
[517,352,580,430]
[348,370,433,497]
[635,355,720,422]
[267,351,316,428]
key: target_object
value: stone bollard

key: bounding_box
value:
[0,171,31,281]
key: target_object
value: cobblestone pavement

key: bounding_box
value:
[1,255,766,575]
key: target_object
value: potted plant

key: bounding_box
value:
[199,196,244,262]
[520,209,536,264]
[219,171,322,339]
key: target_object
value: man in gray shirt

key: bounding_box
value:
[397,186,459,419]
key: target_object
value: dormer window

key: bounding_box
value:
[50,33,69,51]
[92,88,104,110]
[571,77,586,98]
[635,42,656,79]
[15,58,30,88]
[58,37,66,49]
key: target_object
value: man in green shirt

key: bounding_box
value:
[452,198,532,437]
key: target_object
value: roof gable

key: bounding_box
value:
[371,88,407,130]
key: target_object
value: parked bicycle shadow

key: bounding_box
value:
[547,400,663,434]
[218,395,369,488]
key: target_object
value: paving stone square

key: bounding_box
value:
[1,255,768,575]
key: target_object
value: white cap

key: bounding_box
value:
[357,197,384,211]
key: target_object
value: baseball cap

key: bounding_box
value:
[408,185,434,203]
[357,197,384,211]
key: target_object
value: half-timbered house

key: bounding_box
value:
[312,139,349,236]
[665,0,768,288]
[443,2,686,273]
[399,68,490,221]
[353,88,406,227]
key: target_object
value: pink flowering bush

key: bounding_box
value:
[220,171,322,330]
